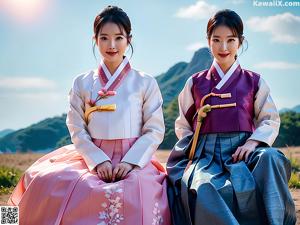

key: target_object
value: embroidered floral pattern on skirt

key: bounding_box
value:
[98,183,124,225]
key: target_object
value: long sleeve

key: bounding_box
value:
[121,78,165,168]
[248,77,280,146]
[66,76,111,172]
[175,77,195,140]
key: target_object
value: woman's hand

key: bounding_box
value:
[96,161,113,181]
[112,162,134,181]
[232,140,260,163]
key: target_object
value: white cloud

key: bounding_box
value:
[186,42,207,51]
[12,92,63,101]
[0,76,67,130]
[254,61,300,70]
[247,13,300,44]
[0,77,57,90]
[175,1,218,20]
[0,91,68,130]
[227,0,245,4]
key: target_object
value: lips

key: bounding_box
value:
[218,53,230,58]
[106,51,118,56]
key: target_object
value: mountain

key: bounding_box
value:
[0,114,69,153]
[160,98,179,149]
[279,105,300,113]
[157,47,213,106]
[157,47,213,148]
[294,105,300,113]
[274,111,300,147]
[0,129,14,138]
[280,108,290,113]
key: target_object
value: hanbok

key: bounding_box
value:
[167,60,296,225]
[9,57,171,225]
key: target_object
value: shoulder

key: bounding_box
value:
[183,69,209,87]
[131,68,159,87]
[71,70,96,91]
[242,68,261,79]
[73,70,95,83]
[131,68,155,80]
[175,69,210,90]
[242,68,267,93]
[191,69,209,79]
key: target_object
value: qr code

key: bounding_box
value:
[0,206,19,225]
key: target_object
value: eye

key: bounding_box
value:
[228,38,236,42]
[99,36,107,41]
[212,38,220,43]
[116,36,124,41]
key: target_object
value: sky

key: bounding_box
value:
[0,0,300,131]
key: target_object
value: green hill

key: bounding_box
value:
[0,129,14,138]
[274,111,300,147]
[161,98,179,149]
[157,47,212,106]
[280,105,300,114]
[0,115,69,153]
[157,47,212,148]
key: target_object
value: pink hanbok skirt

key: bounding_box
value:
[8,138,171,225]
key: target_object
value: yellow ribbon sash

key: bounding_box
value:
[185,92,236,172]
[84,104,116,123]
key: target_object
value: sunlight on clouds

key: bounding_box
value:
[175,1,218,20]
[0,0,51,24]
[186,42,207,51]
[247,13,300,44]
[254,61,300,70]
[0,77,57,90]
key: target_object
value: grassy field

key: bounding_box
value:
[1,147,300,223]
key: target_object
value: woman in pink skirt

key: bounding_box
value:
[8,5,170,225]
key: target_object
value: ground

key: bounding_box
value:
[0,147,299,224]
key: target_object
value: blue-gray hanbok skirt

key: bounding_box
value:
[167,132,296,225]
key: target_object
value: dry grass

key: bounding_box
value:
[1,147,300,223]
[281,146,300,160]
[0,153,45,172]
[1,146,297,172]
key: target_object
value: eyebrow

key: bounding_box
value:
[212,35,237,38]
[99,33,125,36]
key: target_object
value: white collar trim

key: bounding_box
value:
[100,57,129,90]
[213,60,240,90]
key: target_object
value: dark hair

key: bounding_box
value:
[207,9,247,58]
[93,6,133,58]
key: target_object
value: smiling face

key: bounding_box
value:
[208,25,240,72]
[95,22,129,68]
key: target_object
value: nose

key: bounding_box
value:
[220,41,227,51]
[109,40,116,49]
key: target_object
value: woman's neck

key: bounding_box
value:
[103,59,123,75]
[217,60,235,74]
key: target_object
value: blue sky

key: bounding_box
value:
[0,0,300,130]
